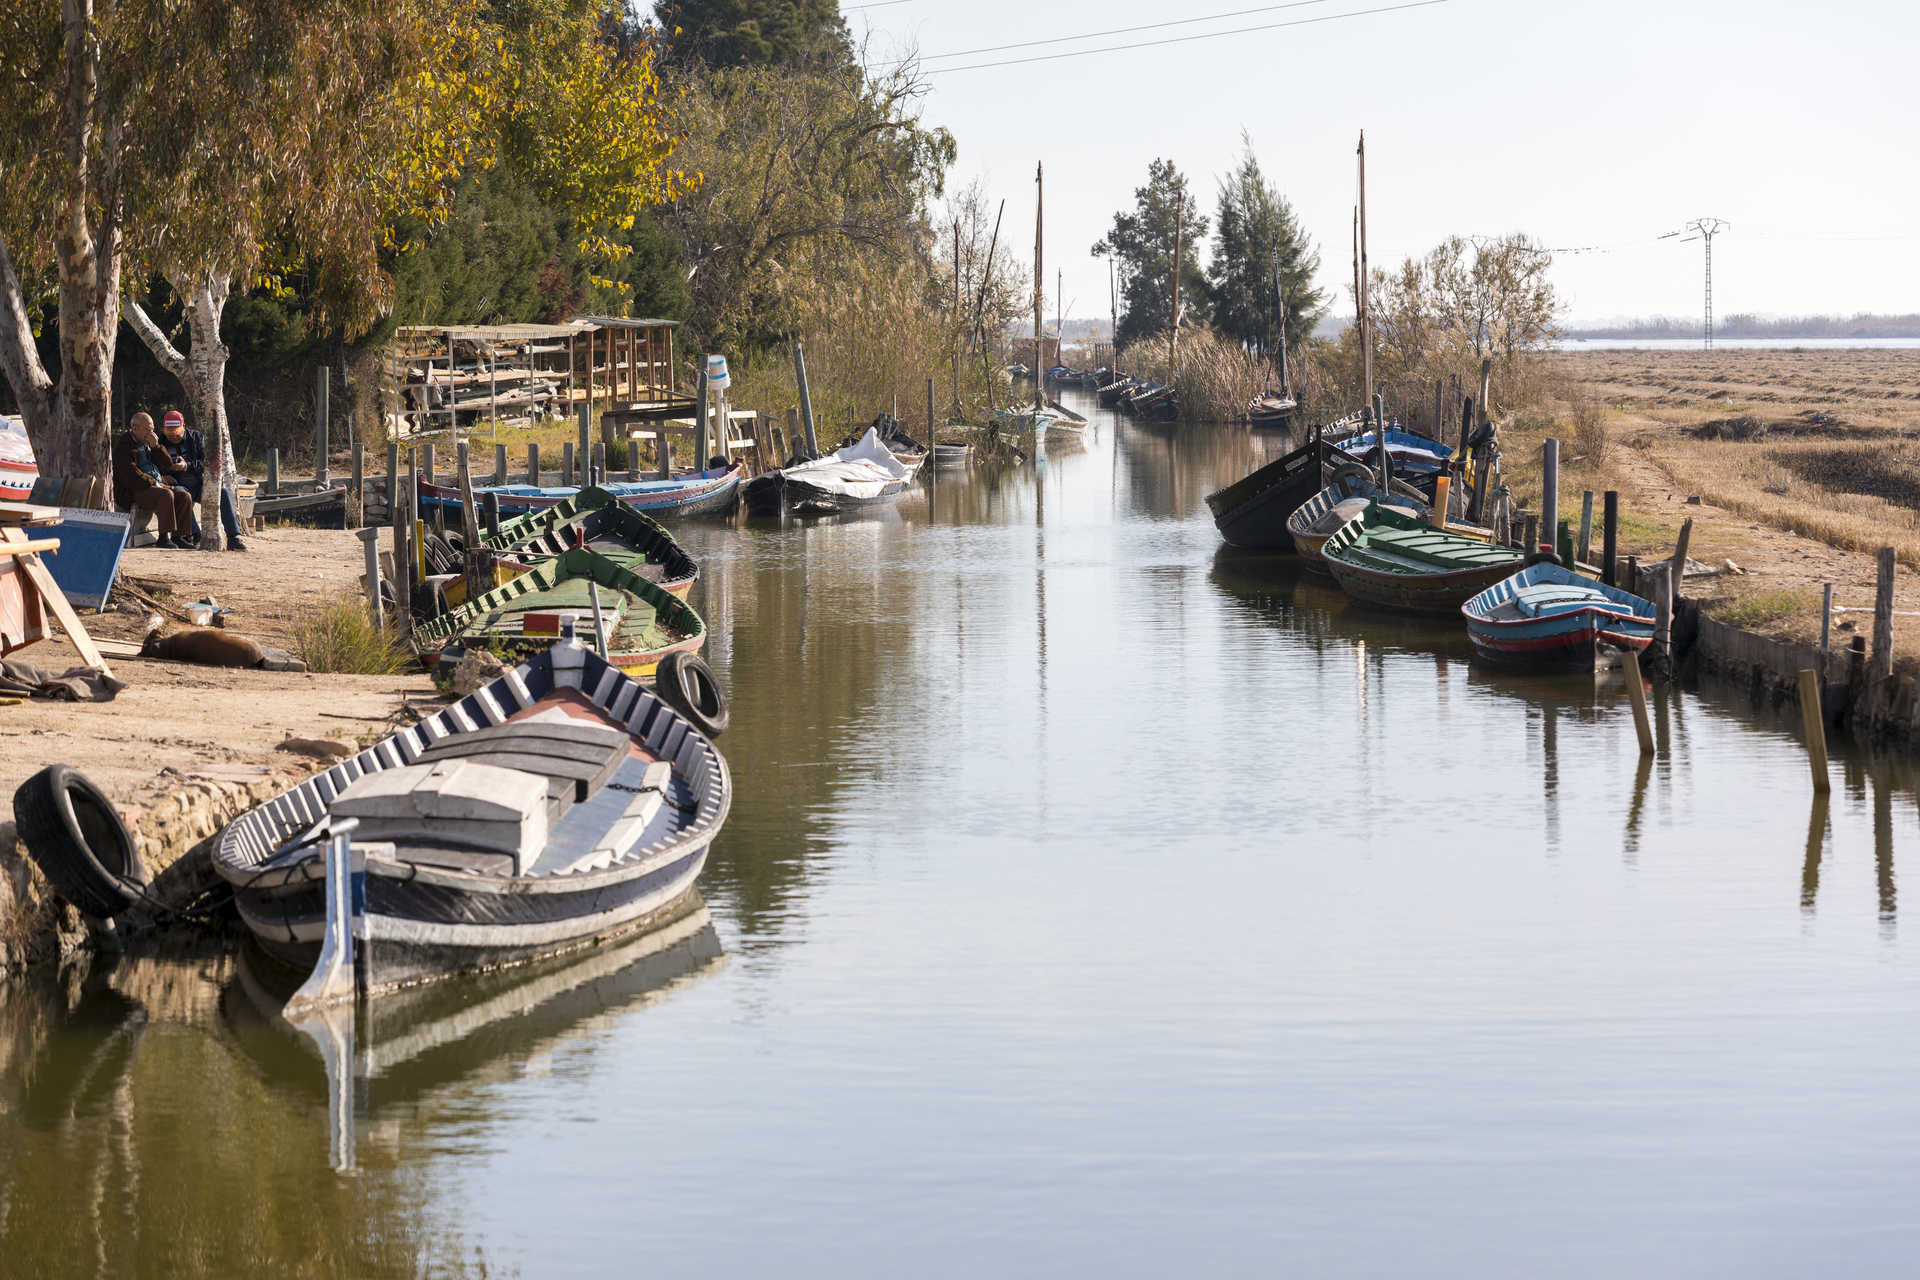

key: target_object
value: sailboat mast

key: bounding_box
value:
[1357,131,1372,420]
[1034,162,1044,410]
[1272,249,1289,399]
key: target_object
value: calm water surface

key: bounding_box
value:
[5,392,1920,1277]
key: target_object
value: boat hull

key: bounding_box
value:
[1206,437,1332,552]
[1327,558,1522,613]
[420,464,743,519]
[1461,563,1657,669]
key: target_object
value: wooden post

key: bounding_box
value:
[591,442,606,487]
[349,432,363,530]
[266,447,279,496]
[1167,185,1182,379]
[926,376,937,507]
[1652,562,1674,667]
[455,441,488,603]
[1625,555,1640,596]
[1522,512,1539,556]
[1797,669,1832,793]
[527,442,539,486]
[1872,545,1896,685]
[1623,649,1655,756]
[392,465,412,621]
[627,433,639,481]
[1821,582,1833,657]
[483,492,501,540]
[659,433,674,481]
[1541,438,1559,556]
[494,443,506,486]
[357,526,384,631]
[1433,379,1443,438]
[1670,517,1693,581]
[694,370,710,470]
[1035,162,1048,410]
[385,442,398,513]
[421,442,435,493]
[1849,634,1868,690]
[1373,392,1389,487]
[577,403,591,480]
[1602,491,1619,586]
[1356,131,1372,417]
[1576,491,1594,565]
[314,366,330,486]
[794,343,820,458]
[562,441,575,487]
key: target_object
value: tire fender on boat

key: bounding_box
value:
[11,765,147,919]
[1524,550,1562,568]
[655,651,730,738]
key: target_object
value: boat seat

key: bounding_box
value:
[1513,585,1600,619]
[416,716,630,817]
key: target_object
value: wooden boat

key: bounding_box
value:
[1321,501,1525,613]
[743,425,917,516]
[481,486,698,597]
[418,461,744,520]
[412,547,705,678]
[1097,376,1137,408]
[1206,431,1344,551]
[1285,475,1424,574]
[0,415,36,502]
[1042,399,1088,436]
[1337,427,1452,479]
[933,442,973,468]
[210,635,731,996]
[254,485,347,528]
[1246,392,1297,428]
[1462,562,1655,669]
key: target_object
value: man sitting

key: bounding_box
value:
[111,412,196,548]
[156,409,248,551]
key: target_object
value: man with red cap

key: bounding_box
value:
[156,408,248,550]
[111,411,196,548]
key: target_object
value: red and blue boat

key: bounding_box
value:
[1461,561,1656,669]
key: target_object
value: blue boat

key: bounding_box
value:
[418,461,743,519]
[1461,562,1656,669]
[1337,427,1453,477]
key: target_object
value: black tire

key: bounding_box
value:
[1327,461,1377,494]
[655,650,730,738]
[1525,550,1562,567]
[12,766,146,919]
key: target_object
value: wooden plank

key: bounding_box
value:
[0,500,60,528]
[1,527,110,674]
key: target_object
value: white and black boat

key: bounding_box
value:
[211,630,730,1001]
[742,425,920,515]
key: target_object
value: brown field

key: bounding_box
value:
[1501,347,1920,655]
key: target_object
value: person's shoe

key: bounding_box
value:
[153,535,181,549]
[225,536,249,552]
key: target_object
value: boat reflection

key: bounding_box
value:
[221,902,725,1170]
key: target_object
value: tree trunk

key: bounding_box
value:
[124,272,233,547]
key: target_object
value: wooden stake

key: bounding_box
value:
[1623,648,1655,756]
[1670,516,1693,580]
[1820,582,1833,657]
[357,526,384,631]
[1872,545,1896,685]
[1576,491,1594,565]
[1602,490,1619,586]
[1797,668,1832,793]
[527,442,539,487]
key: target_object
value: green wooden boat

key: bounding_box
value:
[481,487,698,597]
[413,547,705,677]
[1321,501,1525,614]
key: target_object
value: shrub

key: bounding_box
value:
[291,595,410,674]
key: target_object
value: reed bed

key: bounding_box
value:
[1117,327,1274,423]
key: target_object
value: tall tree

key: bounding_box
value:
[652,0,851,69]
[1091,160,1208,349]
[1207,142,1325,360]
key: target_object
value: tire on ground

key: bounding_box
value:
[11,766,146,919]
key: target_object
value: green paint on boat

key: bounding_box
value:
[1322,502,1525,614]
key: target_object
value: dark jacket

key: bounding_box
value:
[159,427,208,491]
[111,432,170,509]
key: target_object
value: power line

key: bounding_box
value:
[889,0,1341,66]
[923,1,1448,75]
[1687,217,1730,349]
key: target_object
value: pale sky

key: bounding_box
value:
[847,0,1920,326]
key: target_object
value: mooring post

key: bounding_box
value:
[1623,649,1655,756]
[315,366,330,487]
[1576,490,1594,565]
[1625,555,1640,597]
[1522,512,1539,556]
[794,342,820,458]
[1872,546,1896,687]
[1372,392,1389,487]
[1671,517,1694,581]
[694,370,710,471]
[1541,438,1559,556]
[562,441,575,488]
[1821,583,1834,658]
[1652,562,1674,668]
[1849,633,1868,693]
[1433,379,1443,438]
[483,491,500,541]
[421,442,435,494]
[385,442,398,515]
[455,441,488,604]
[1601,491,1619,586]
[392,471,412,621]
[357,527,384,631]
[577,402,591,480]
[1796,669,1832,793]
[627,432,639,482]
[926,375,937,499]
[659,433,674,480]
[527,442,539,486]
[494,443,506,486]
[349,432,364,530]
[266,447,279,496]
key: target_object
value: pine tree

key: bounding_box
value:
[1207,143,1325,360]
[1092,160,1209,350]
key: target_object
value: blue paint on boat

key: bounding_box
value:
[1461,561,1656,667]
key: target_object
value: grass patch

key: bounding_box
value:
[290,595,411,675]
[1706,587,1812,630]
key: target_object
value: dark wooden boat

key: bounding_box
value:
[1097,376,1137,407]
[933,442,973,468]
[1246,392,1297,428]
[1285,475,1424,574]
[1462,562,1655,669]
[254,486,348,529]
[418,461,743,520]
[743,425,918,516]
[211,635,731,997]
[413,546,705,679]
[1321,501,1525,613]
[1206,432,1344,552]
[482,486,698,597]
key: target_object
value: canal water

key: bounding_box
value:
[5,391,1920,1277]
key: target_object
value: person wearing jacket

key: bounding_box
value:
[156,409,248,550]
[111,412,196,548]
